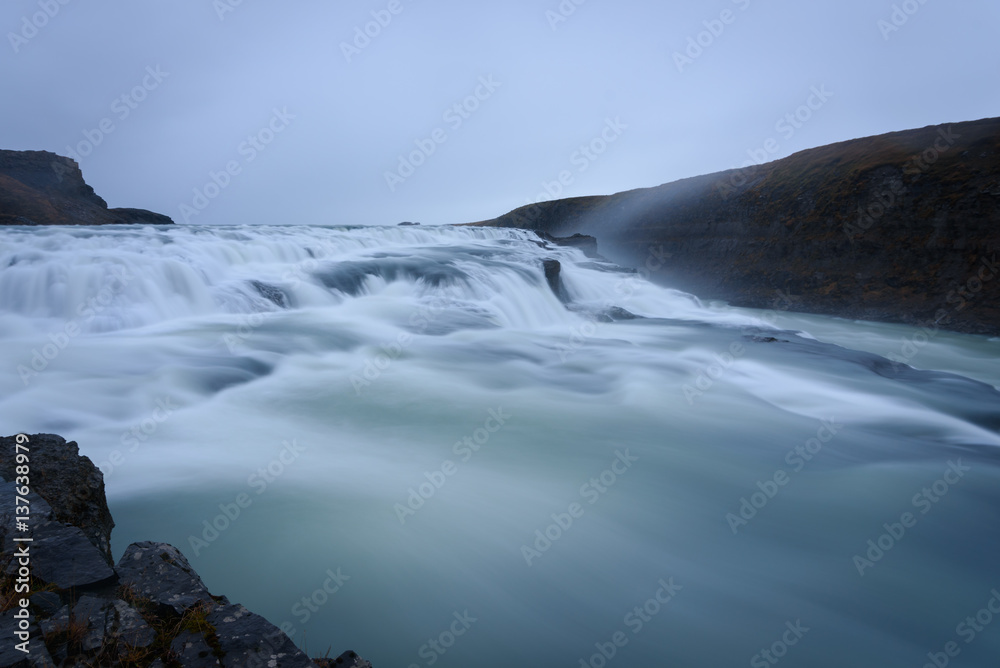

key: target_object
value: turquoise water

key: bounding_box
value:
[2,224,998,666]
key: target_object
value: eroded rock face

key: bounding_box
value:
[116,542,214,617]
[0,150,173,226]
[1,434,114,562]
[542,258,568,302]
[478,117,1000,335]
[536,232,602,260]
[0,433,371,668]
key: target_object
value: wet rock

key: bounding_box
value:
[72,595,113,653]
[0,614,51,668]
[115,542,213,615]
[536,231,602,259]
[316,650,374,667]
[0,433,375,667]
[0,433,114,562]
[542,258,568,302]
[112,599,156,649]
[171,630,222,666]
[604,306,640,321]
[0,454,115,597]
[250,280,289,308]
[207,603,317,668]
[30,591,62,617]
[14,518,116,591]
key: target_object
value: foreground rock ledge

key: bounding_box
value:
[0,434,371,668]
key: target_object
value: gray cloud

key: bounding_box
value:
[2,0,997,226]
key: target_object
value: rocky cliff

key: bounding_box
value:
[0,151,173,226]
[0,434,370,668]
[475,117,1000,335]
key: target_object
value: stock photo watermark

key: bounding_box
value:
[920,588,1000,668]
[546,0,589,31]
[222,309,276,354]
[751,620,810,667]
[276,567,351,636]
[98,397,177,479]
[717,85,834,199]
[350,295,456,394]
[520,449,638,566]
[506,117,631,235]
[852,459,970,576]
[16,264,136,385]
[406,610,478,668]
[384,75,502,192]
[7,0,72,53]
[843,126,960,241]
[52,65,169,177]
[877,0,932,40]
[672,0,753,73]
[683,288,802,403]
[394,408,511,524]
[683,342,747,405]
[883,253,996,371]
[187,439,307,556]
[726,418,841,534]
[528,117,627,205]
[340,0,412,63]
[577,577,682,667]
[555,243,668,363]
[178,106,295,223]
[213,0,246,21]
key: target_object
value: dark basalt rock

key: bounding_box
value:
[601,306,640,322]
[24,517,117,591]
[207,603,319,668]
[0,149,173,226]
[171,630,221,666]
[250,280,289,308]
[542,258,568,302]
[316,651,374,667]
[536,231,602,259]
[108,207,176,226]
[116,542,214,616]
[0,477,115,593]
[0,433,372,668]
[475,117,1000,336]
[113,599,157,649]
[1,434,114,562]
[0,615,51,668]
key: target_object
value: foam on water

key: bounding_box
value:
[1,224,998,667]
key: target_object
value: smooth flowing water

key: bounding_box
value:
[1,224,998,667]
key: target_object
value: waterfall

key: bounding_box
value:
[2,223,998,667]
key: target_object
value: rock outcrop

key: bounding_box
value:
[474,117,1000,335]
[0,434,370,668]
[0,151,173,226]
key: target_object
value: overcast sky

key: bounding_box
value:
[2,0,997,226]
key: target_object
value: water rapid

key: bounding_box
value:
[1,224,998,667]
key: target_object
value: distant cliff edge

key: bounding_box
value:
[473,117,1000,336]
[0,150,173,226]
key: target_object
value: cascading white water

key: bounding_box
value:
[2,224,998,667]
